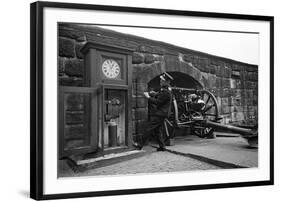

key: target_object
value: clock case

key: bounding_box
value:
[76,41,134,156]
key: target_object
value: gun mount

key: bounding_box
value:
[163,87,258,147]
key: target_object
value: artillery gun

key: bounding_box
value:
[163,87,258,147]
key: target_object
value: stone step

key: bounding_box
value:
[67,150,147,172]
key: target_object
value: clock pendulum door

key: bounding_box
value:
[103,89,126,148]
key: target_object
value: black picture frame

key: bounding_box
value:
[30,1,274,200]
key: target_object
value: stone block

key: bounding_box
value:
[245,65,258,72]
[231,64,244,71]
[65,59,84,77]
[230,79,242,89]
[244,90,253,99]
[245,98,254,106]
[200,72,209,87]
[230,106,243,112]
[253,95,258,105]
[214,65,224,77]
[230,97,242,106]
[131,97,137,108]
[132,63,161,83]
[232,89,242,98]
[221,97,229,106]
[253,89,258,96]
[133,82,148,96]
[137,45,153,53]
[165,55,180,72]
[247,106,258,112]
[154,55,164,62]
[245,81,257,89]
[150,46,165,55]
[137,97,148,108]
[231,70,241,78]
[223,67,232,78]
[206,74,217,88]
[231,112,245,122]
[196,57,209,73]
[132,109,136,120]
[222,78,231,88]
[144,54,155,64]
[246,72,258,81]
[209,65,217,75]
[59,26,86,41]
[236,80,243,89]
[58,57,65,73]
[132,120,136,134]
[59,37,75,58]
[132,52,144,64]
[239,71,247,80]
[210,59,219,66]
[59,76,84,86]
[220,88,231,97]
[183,54,193,62]
[224,63,232,69]
[192,55,199,66]
[216,77,222,88]
[230,79,236,88]
[221,106,231,114]
[135,108,148,120]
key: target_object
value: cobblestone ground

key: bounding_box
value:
[66,150,220,177]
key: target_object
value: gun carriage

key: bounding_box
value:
[163,87,258,147]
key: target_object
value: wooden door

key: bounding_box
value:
[59,86,99,158]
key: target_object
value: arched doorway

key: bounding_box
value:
[147,71,203,137]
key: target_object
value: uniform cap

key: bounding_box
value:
[160,72,174,82]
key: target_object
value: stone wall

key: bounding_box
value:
[58,23,258,141]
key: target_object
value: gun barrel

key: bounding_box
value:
[205,120,256,137]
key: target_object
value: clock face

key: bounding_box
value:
[102,59,120,79]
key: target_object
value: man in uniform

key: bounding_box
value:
[133,72,173,151]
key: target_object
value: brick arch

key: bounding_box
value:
[167,62,204,87]
[146,61,205,89]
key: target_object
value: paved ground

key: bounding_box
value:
[167,133,258,167]
[59,132,258,178]
[59,148,219,177]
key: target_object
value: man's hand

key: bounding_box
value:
[143,92,150,98]
[149,90,157,96]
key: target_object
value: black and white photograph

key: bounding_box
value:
[1,0,280,201]
[58,23,260,177]
[29,1,273,200]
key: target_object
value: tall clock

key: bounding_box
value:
[80,41,134,153]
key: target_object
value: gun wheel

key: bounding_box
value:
[199,90,219,121]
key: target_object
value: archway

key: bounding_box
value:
[147,71,203,137]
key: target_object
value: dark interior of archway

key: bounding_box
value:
[147,72,203,138]
[147,71,203,91]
